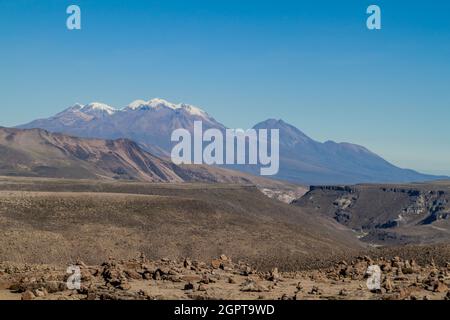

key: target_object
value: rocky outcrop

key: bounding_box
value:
[293,183,450,245]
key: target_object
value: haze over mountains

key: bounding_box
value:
[18,98,447,185]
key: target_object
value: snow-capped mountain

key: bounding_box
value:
[80,102,118,116]
[17,99,447,185]
[124,98,209,117]
[19,98,223,156]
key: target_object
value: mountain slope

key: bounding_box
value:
[0,127,187,182]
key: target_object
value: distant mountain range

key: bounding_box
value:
[18,98,447,185]
[247,119,446,185]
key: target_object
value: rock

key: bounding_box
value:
[433,281,448,293]
[44,281,66,293]
[380,262,392,273]
[101,262,127,288]
[87,292,97,300]
[153,270,161,281]
[198,284,207,292]
[228,277,237,284]
[280,293,292,300]
[183,258,192,268]
[211,259,221,269]
[118,282,131,291]
[339,289,348,296]
[181,275,201,283]
[382,277,394,293]
[167,275,182,282]
[402,267,414,275]
[184,282,195,291]
[240,279,269,292]
[199,274,210,284]
[394,275,409,281]
[21,290,35,300]
[308,286,322,295]
[34,288,48,298]
[219,254,228,261]
[125,269,142,280]
[268,268,280,282]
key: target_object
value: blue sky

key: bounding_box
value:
[0,0,449,175]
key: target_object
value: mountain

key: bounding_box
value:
[19,99,224,156]
[248,119,447,185]
[0,127,306,200]
[18,99,447,185]
[0,126,188,182]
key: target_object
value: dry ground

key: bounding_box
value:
[0,254,449,300]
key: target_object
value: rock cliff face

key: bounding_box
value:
[293,182,450,245]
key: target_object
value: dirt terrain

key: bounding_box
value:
[0,252,449,300]
[1,176,449,300]
[0,176,358,269]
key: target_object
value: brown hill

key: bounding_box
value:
[0,127,186,182]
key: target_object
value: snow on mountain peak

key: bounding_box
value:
[61,98,209,118]
[178,103,207,117]
[82,102,117,115]
[124,98,208,117]
[127,100,149,110]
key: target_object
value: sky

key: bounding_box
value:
[0,0,449,175]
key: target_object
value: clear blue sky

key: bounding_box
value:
[0,0,449,175]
